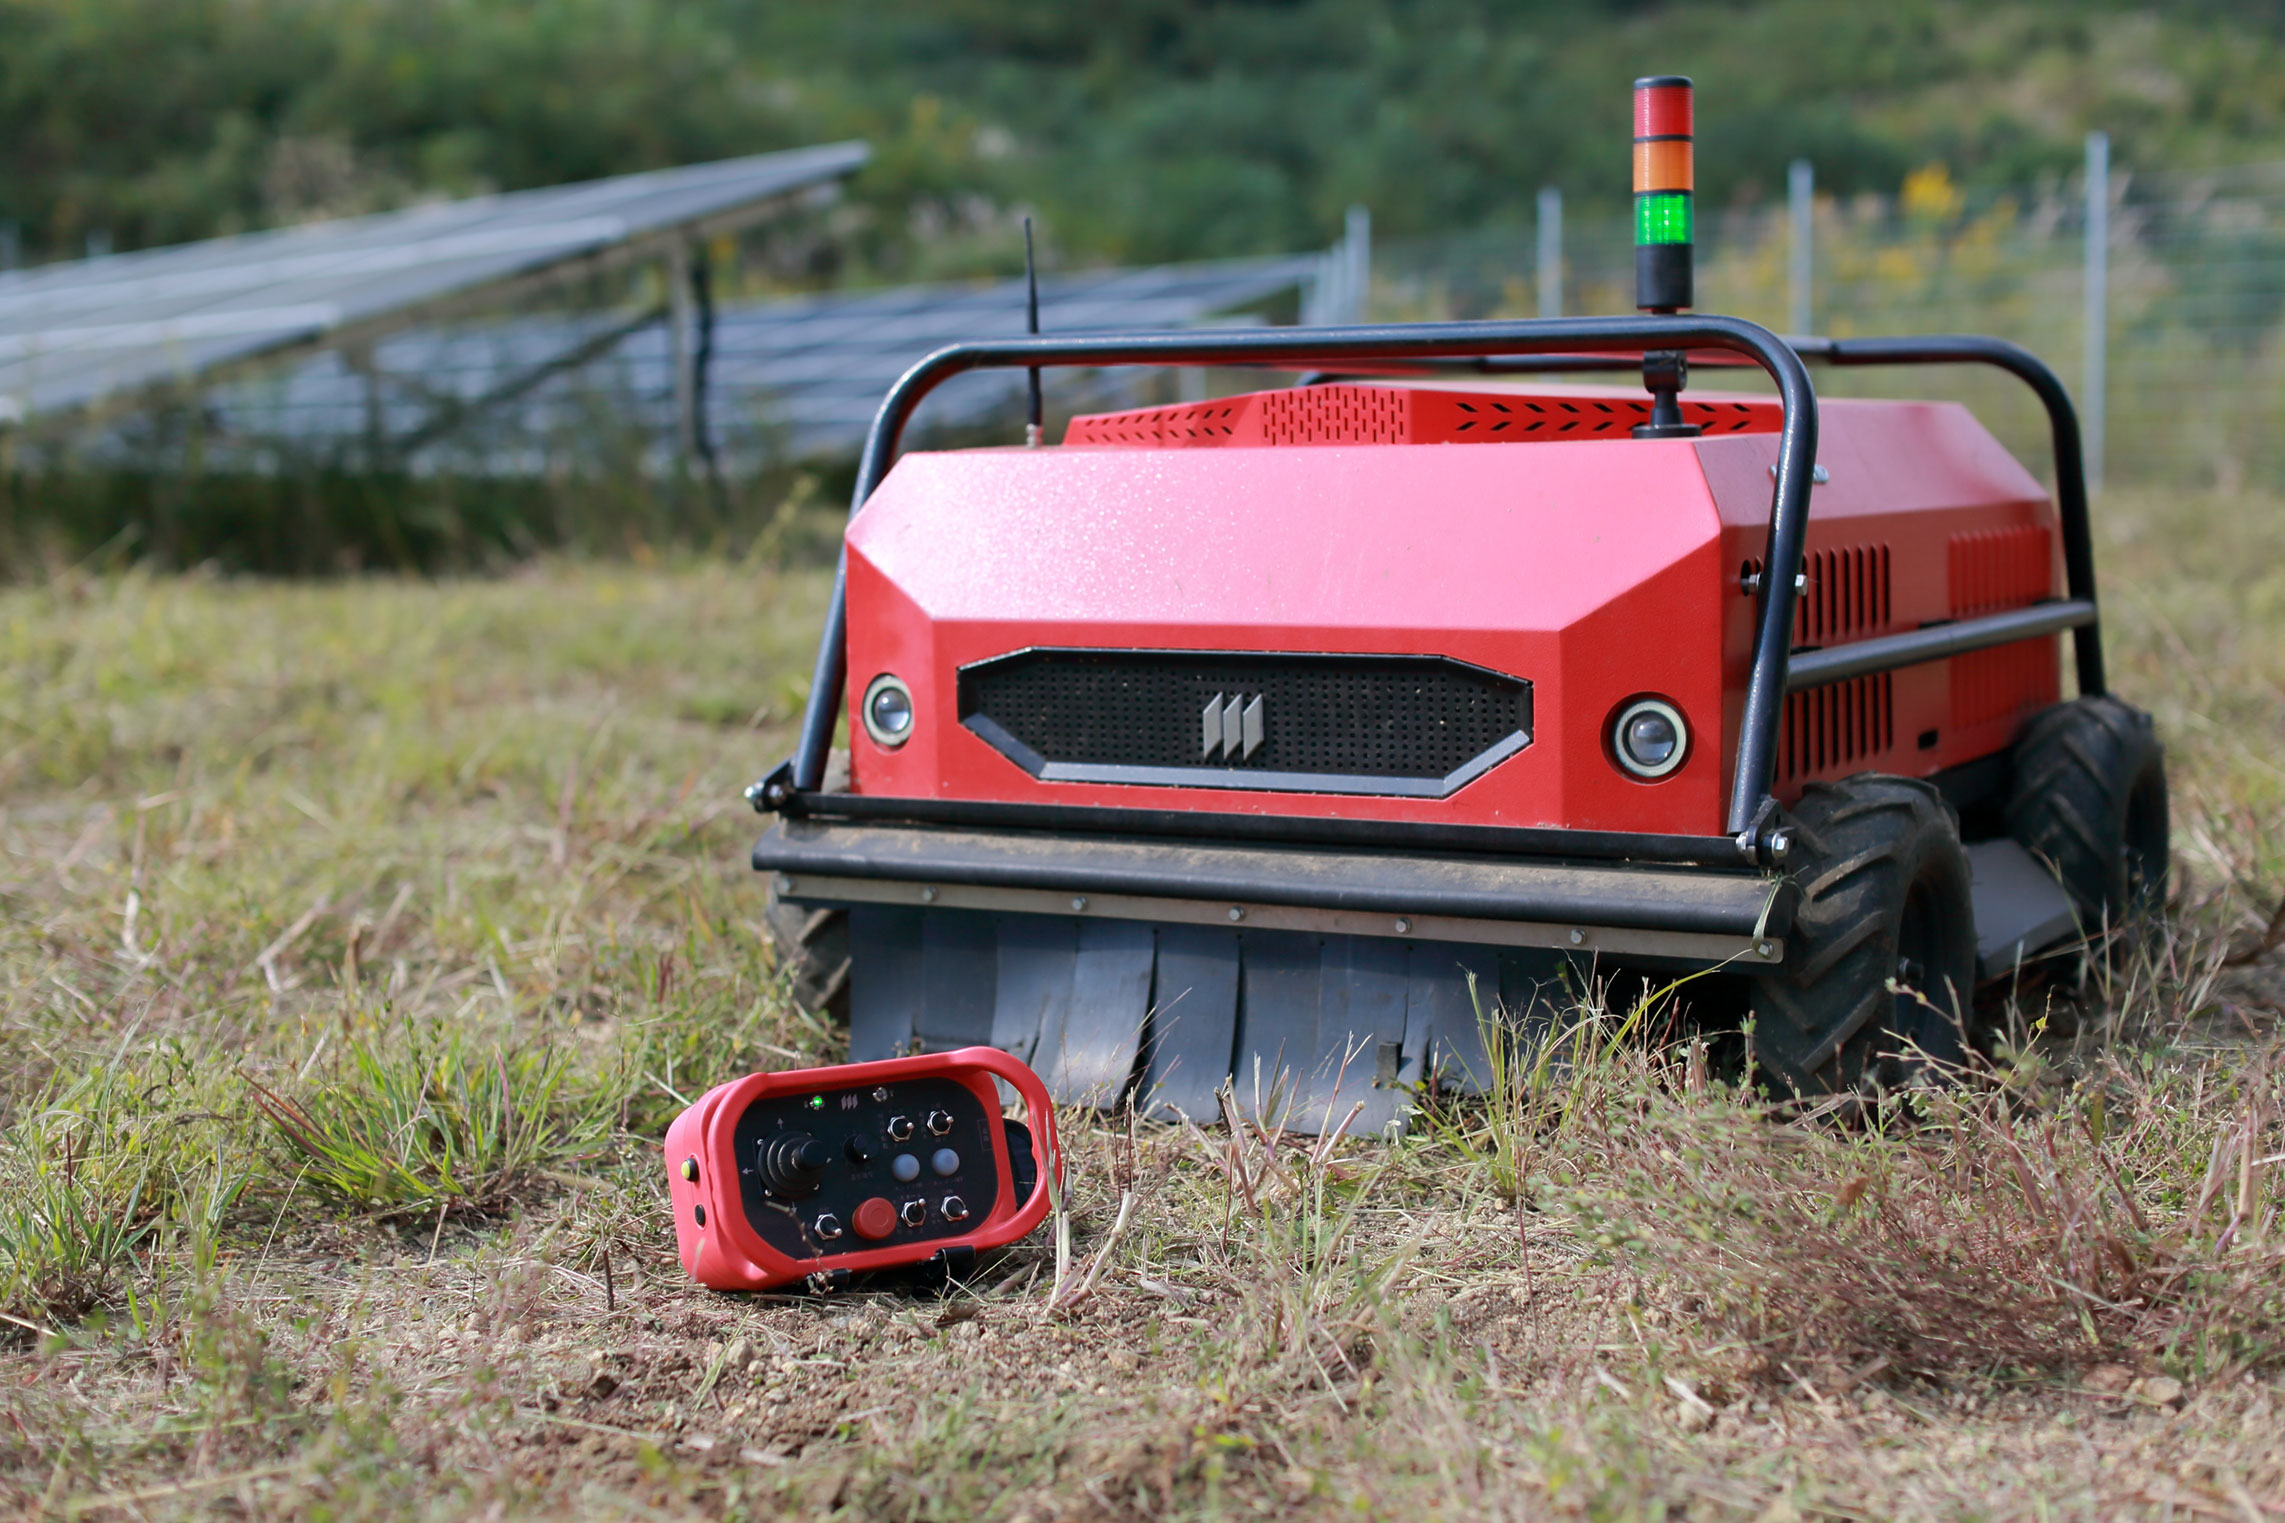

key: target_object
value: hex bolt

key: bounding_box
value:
[1393,917,1411,934]
[1570,929,1585,945]
[1071,896,1088,912]
[920,886,938,903]
[1228,906,1245,922]
[1757,941,1775,958]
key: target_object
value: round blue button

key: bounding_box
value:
[931,1147,959,1177]
[890,1152,920,1183]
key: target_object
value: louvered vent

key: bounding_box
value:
[1778,673,1895,784]
[1742,543,1894,645]
[1947,524,2061,728]
[1949,525,2055,615]
[1062,399,1244,447]
[1952,642,2060,729]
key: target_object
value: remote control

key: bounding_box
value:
[663,1045,1057,1291]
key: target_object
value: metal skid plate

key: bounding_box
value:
[1965,838,2082,978]
[843,906,1572,1135]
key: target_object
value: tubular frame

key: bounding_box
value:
[767,320,2100,856]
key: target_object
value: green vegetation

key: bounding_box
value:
[8,1,2285,275]
[0,489,2276,1516]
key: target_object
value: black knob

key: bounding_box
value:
[845,1135,874,1166]
[760,1133,832,1198]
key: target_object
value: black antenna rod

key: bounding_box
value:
[1024,217,1043,446]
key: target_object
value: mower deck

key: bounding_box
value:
[760,816,1796,1132]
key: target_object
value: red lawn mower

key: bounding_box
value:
[741,78,2167,1136]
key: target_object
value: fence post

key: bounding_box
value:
[1345,204,1372,322]
[2083,130,2109,496]
[1536,186,1563,318]
[1787,159,1814,336]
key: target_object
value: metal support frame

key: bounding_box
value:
[761,319,2103,861]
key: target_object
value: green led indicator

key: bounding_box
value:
[1635,192,1693,247]
[808,1094,825,1109]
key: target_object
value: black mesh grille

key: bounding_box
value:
[959,649,1530,782]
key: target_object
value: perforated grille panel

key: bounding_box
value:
[959,649,1531,789]
[1060,384,1785,448]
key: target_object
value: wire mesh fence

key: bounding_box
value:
[1377,156,2285,493]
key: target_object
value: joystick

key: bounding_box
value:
[663,1046,1058,1292]
[760,1133,832,1198]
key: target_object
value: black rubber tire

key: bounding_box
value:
[2004,696,2169,945]
[1750,775,1979,1097]
[763,747,851,1023]
[763,894,850,1022]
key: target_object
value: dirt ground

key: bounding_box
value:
[1,486,2281,1519]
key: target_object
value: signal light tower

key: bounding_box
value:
[1631,75,1702,439]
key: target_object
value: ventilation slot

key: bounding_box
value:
[1796,544,1892,645]
[1742,543,1894,646]
[1778,673,1894,784]
[1063,400,1244,447]
[1949,525,2054,615]
[1258,387,1406,445]
[1951,642,2058,730]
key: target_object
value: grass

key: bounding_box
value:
[0,489,2278,1519]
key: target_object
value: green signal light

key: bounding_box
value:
[808,1094,825,1110]
[1635,192,1693,247]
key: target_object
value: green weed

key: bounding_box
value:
[249,1019,611,1222]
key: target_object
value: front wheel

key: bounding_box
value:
[1750,775,1978,1097]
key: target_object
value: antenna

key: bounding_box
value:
[1024,217,1043,447]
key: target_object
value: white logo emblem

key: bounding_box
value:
[1201,693,1265,762]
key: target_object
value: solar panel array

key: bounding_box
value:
[0,142,870,427]
[191,257,1317,472]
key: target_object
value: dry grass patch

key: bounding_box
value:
[0,494,2279,1519]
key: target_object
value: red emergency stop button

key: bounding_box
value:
[852,1197,897,1241]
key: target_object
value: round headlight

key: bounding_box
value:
[862,674,914,748]
[1612,697,1688,780]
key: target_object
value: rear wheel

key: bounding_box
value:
[1750,775,1978,1097]
[2004,696,2169,951]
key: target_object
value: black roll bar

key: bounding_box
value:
[772,317,1819,845]
[763,320,2102,855]
[1793,335,2104,697]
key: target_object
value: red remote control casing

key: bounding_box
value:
[663,1046,1057,1291]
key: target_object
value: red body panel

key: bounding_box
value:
[663,1047,1058,1292]
[840,383,2061,836]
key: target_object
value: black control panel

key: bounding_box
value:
[730,1074,1023,1261]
